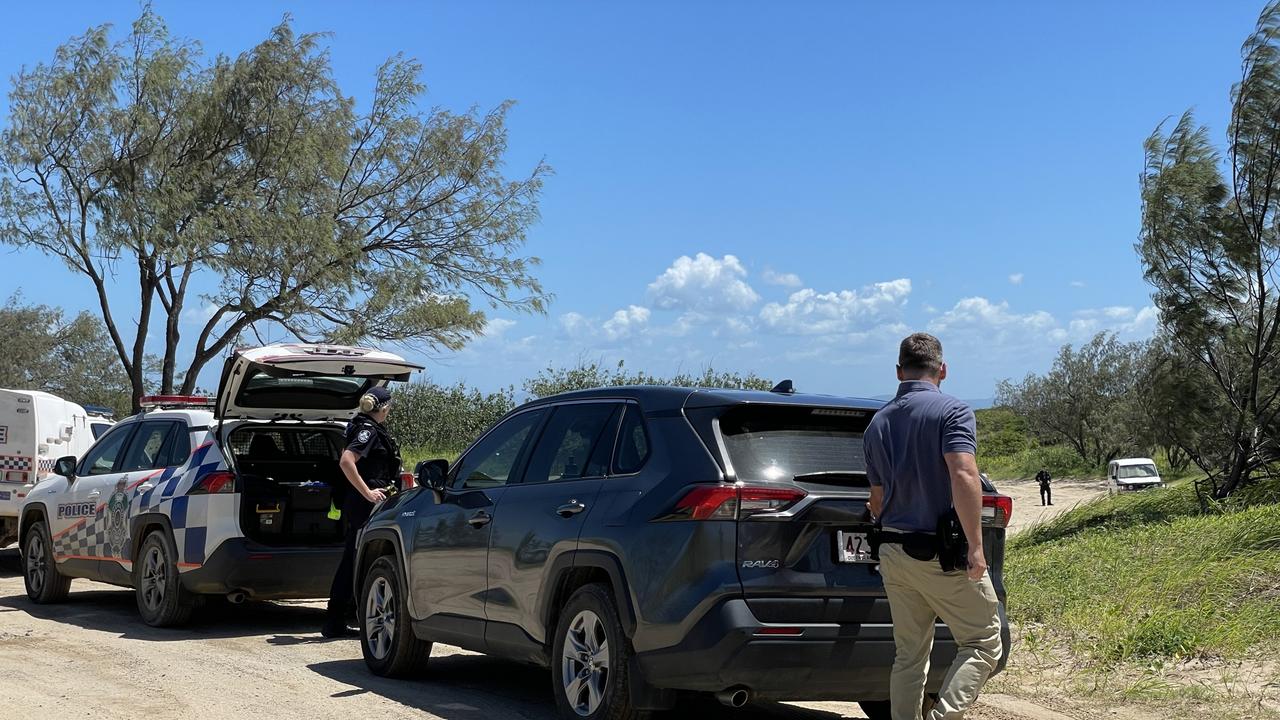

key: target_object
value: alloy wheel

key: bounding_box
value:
[141,545,167,611]
[561,609,610,717]
[26,533,46,594]
[365,576,396,660]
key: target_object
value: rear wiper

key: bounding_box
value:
[792,471,867,482]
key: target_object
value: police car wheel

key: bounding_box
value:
[551,583,647,720]
[134,531,195,627]
[23,520,71,603]
[360,556,431,677]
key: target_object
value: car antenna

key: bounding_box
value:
[770,379,795,394]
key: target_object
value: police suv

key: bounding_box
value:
[18,344,421,626]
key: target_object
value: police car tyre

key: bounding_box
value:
[360,556,431,677]
[23,520,71,603]
[550,583,648,720]
[134,531,195,627]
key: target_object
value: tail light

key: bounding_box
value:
[399,471,415,491]
[982,494,1013,528]
[664,484,807,521]
[189,470,236,495]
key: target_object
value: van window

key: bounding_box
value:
[1117,463,1158,479]
[718,406,870,486]
[90,423,112,440]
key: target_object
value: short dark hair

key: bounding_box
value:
[898,332,944,378]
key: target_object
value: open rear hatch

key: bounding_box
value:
[215,343,424,421]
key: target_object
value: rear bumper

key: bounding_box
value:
[179,537,342,600]
[635,597,1009,702]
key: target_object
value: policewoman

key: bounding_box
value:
[322,385,401,638]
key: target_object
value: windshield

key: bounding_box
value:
[718,406,870,486]
[1117,464,1158,479]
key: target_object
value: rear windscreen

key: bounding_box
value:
[717,406,871,485]
[235,367,375,410]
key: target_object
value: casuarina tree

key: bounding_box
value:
[1138,1,1280,497]
[0,9,549,411]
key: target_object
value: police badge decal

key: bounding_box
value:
[106,479,129,558]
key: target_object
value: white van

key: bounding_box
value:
[1107,457,1164,494]
[1,390,109,545]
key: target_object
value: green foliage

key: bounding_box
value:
[0,8,549,409]
[1008,479,1280,663]
[996,333,1150,468]
[0,295,132,416]
[1138,2,1280,497]
[388,381,515,460]
[979,443,1096,480]
[523,359,773,399]
[975,407,1033,459]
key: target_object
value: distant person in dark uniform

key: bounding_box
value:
[322,385,400,638]
[1036,469,1052,506]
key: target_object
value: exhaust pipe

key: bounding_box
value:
[715,687,751,708]
[226,591,247,604]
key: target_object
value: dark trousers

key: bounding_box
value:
[1040,487,1051,505]
[326,490,374,624]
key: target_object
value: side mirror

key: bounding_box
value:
[54,456,78,481]
[416,459,449,493]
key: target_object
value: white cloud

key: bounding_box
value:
[558,312,592,339]
[1069,280,1086,288]
[762,268,803,288]
[480,318,517,338]
[1008,273,1024,286]
[602,305,651,340]
[181,302,221,325]
[759,279,912,335]
[648,253,760,312]
[928,297,1057,345]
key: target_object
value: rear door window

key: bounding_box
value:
[454,409,546,490]
[522,403,621,484]
[718,406,871,487]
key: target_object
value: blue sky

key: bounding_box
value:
[0,1,1265,400]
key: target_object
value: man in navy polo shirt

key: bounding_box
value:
[864,333,1002,720]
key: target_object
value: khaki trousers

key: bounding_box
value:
[879,543,1003,720]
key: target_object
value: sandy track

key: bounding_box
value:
[0,550,1079,720]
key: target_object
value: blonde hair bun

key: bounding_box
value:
[359,394,378,413]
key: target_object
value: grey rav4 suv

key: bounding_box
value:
[353,386,1011,719]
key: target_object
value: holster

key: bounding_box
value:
[936,508,969,572]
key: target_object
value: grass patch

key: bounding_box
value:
[1008,477,1280,664]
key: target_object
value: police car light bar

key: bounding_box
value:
[139,395,216,409]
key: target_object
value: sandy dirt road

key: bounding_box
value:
[994,478,1109,535]
[0,550,1077,720]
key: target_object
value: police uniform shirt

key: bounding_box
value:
[345,414,397,489]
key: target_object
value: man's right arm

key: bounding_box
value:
[945,451,986,580]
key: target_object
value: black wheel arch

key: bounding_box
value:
[538,549,638,644]
[356,528,413,615]
[130,512,178,562]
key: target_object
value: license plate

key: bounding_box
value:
[837,531,876,563]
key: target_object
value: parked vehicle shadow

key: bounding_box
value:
[0,580,331,642]
[307,656,859,720]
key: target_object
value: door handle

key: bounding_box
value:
[556,500,586,518]
[138,484,155,492]
[87,490,101,498]
[467,510,492,528]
